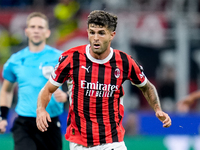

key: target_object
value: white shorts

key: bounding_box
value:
[69,141,127,150]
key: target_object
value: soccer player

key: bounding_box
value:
[36,10,172,150]
[0,12,67,150]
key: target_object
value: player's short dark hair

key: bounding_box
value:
[87,10,118,31]
[26,12,49,28]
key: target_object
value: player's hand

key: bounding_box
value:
[54,88,68,103]
[155,110,171,128]
[177,98,192,113]
[36,108,51,132]
[0,119,8,134]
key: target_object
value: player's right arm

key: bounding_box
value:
[36,80,58,132]
[0,79,16,133]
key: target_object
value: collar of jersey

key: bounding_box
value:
[86,44,113,64]
[27,45,48,54]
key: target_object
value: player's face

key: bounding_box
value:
[25,17,50,46]
[87,24,115,56]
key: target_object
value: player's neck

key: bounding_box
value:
[28,42,46,52]
[90,48,111,60]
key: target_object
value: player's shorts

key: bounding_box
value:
[11,115,62,150]
[69,141,127,150]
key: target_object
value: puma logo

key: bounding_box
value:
[81,66,90,73]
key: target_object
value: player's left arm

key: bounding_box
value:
[138,80,172,128]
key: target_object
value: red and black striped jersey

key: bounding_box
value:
[49,44,147,147]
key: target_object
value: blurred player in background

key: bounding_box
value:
[177,90,200,112]
[36,10,171,150]
[0,12,67,150]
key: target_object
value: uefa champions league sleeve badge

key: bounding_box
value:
[42,66,54,79]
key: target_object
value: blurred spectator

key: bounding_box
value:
[53,0,80,39]
[0,25,11,65]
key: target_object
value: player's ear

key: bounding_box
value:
[45,29,51,38]
[110,31,116,41]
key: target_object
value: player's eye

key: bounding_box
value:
[99,32,105,35]
[90,31,95,35]
[38,26,44,29]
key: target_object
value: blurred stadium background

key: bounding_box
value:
[1,0,200,149]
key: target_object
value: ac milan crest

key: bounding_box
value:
[114,68,120,78]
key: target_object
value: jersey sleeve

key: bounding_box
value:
[2,57,17,83]
[128,57,147,87]
[49,53,71,87]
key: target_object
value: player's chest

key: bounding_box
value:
[14,58,57,81]
[71,61,124,86]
